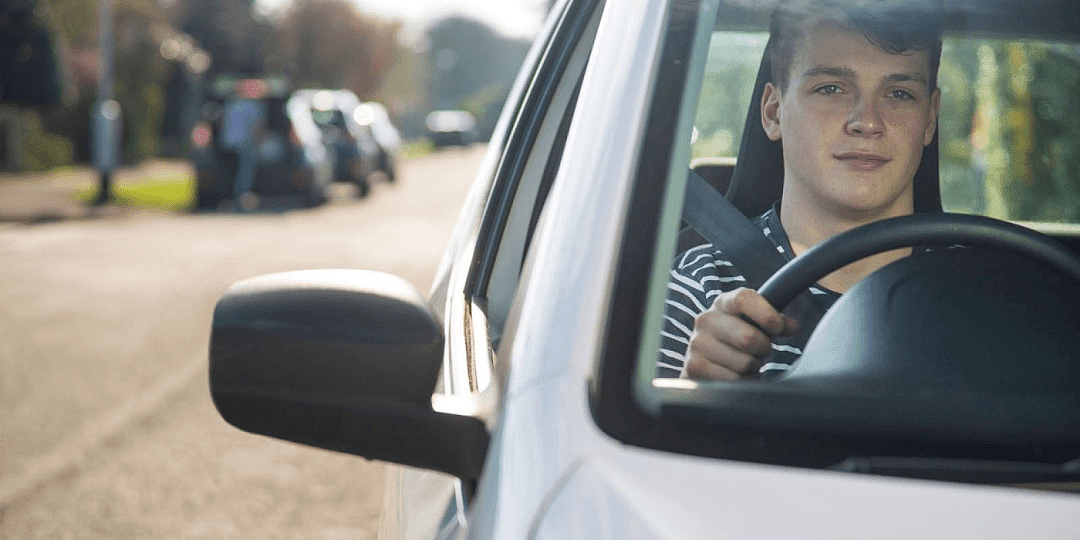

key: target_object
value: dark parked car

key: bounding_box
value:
[209,0,1080,537]
[293,89,380,197]
[190,76,332,210]
[424,110,477,148]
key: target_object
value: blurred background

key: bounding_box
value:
[0,1,552,538]
[0,0,547,176]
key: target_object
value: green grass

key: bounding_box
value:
[75,173,196,211]
[401,139,435,159]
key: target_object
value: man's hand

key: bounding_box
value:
[682,288,800,380]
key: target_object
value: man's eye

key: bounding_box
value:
[888,89,916,100]
[814,85,842,95]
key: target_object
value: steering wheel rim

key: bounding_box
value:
[757,213,1080,312]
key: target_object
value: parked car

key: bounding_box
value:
[190,75,333,210]
[355,101,402,182]
[208,0,1080,538]
[424,109,477,148]
[292,89,380,197]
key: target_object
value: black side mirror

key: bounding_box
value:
[209,269,488,480]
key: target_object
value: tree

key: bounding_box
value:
[0,1,63,107]
[180,0,267,76]
[272,0,399,99]
[426,16,530,139]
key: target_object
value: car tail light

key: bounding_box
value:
[289,126,302,147]
[191,122,212,148]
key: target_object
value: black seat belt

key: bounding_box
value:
[682,169,826,368]
[683,169,786,290]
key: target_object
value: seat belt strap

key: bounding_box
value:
[682,169,787,290]
[682,170,827,365]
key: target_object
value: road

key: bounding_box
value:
[0,146,486,539]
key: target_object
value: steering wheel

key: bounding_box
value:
[757,213,1080,312]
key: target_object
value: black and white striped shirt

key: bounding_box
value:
[657,206,841,378]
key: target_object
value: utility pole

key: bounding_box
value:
[92,0,121,205]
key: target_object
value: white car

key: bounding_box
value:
[356,101,403,181]
[425,110,478,148]
[208,0,1080,537]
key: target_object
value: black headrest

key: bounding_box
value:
[724,44,942,218]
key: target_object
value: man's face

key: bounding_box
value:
[762,19,940,220]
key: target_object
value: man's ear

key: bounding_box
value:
[924,86,942,147]
[761,82,783,142]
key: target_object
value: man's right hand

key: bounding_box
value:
[682,287,800,381]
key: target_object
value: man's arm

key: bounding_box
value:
[659,245,796,379]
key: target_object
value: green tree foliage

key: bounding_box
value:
[938,38,1080,223]
[692,32,767,159]
[426,16,530,139]
[0,1,63,107]
[112,5,171,163]
[180,0,268,76]
[9,0,176,169]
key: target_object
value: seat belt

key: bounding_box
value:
[683,169,786,290]
[682,169,827,367]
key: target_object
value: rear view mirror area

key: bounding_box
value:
[209,269,488,480]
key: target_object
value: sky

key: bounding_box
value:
[254,0,549,40]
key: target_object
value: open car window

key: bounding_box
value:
[615,0,1080,491]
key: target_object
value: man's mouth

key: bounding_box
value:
[835,152,891,171]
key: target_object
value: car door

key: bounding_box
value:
[377,0,604,537]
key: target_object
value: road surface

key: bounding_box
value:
[0,145,486,539]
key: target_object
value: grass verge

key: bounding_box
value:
[401,139,435,159]
[74,173,195,212]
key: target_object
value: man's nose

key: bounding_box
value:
[845,96,883,137]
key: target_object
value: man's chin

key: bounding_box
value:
[830,196,912,222]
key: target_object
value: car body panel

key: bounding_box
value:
[499,0,667,397]
[463,0,672,536]
[534,438,1080,538]
[378,4,573,537]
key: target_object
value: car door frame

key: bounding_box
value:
[379,0,605,537]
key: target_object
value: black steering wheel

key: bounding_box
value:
[757,213,1080,312]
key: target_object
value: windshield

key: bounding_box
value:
[688,22,1080,225]
[633,0,1080,491]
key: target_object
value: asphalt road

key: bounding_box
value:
[0,145,486,539]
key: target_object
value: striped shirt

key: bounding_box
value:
[657,205,841,378]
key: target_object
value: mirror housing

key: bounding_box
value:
[209,269,488,480]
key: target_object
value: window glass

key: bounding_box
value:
[938,38,1080,224]
[687,28,1080,226]
[690,32,767,160]
[629,0,1080,488]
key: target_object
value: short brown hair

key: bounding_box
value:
[766,2,943,91]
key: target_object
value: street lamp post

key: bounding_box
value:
[92,0,121,205]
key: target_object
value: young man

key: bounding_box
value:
[658,5,942,380]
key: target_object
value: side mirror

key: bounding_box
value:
[209,269,488,480]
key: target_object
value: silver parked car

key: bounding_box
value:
[209,0,1080,537]
[292,89,381,197]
